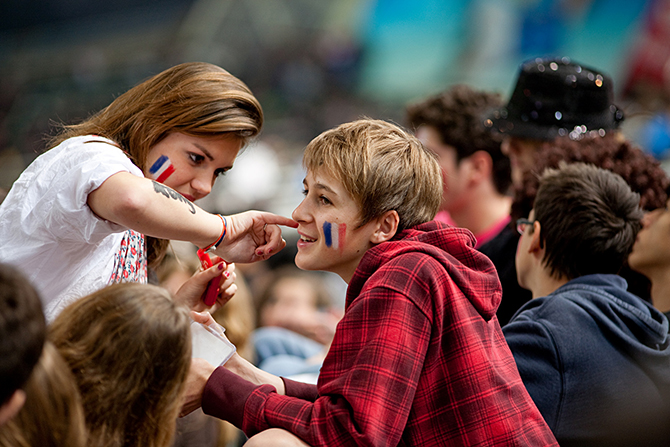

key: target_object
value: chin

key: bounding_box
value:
[294,255,314,272]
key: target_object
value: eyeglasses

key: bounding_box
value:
[516,218,535,235]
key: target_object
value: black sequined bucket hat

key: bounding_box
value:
[485,57,624,141]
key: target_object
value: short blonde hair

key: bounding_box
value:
[303,119,442,230]
[49,283,191,447]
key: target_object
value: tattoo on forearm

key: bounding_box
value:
[152,181,196,214]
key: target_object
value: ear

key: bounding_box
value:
[370,210,399,244]
[0,389,26,425]
[467,151,493,184]
[528,221,543,255]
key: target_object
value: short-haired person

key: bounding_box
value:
[481,57,626,322]
[0,263,46,426]
[0,342,88,447]
[406,84,511,244]
[503,163,670,446]
[629,187,670,319]
[183,119,558,446]
[509,134,670,302]
[406,84,529,325]
[486,56,625,188]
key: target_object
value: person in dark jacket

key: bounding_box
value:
[504,162,670,447]
[181,119,558,447]
[629,187,670,320]
[480,57,626,324]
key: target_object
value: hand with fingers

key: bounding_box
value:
[174,259,237,312]
[211,211,297,263]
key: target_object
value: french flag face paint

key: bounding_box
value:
[149,155,175,183]
[323,221,346,250]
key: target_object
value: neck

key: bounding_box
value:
[649,270,670,314]
[529,268,570,299]
[448,187,512,237]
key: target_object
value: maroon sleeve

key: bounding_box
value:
[201,366,275,428]
[282,377,319,401]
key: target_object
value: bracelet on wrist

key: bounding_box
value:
[203,214,227,253]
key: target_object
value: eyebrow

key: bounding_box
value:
[194,143,234,171]
[193,143,214,161]
[302,178,337,195]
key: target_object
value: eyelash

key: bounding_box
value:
[189,153,228,178]
[301,189,331,205]
[189,153,204,164]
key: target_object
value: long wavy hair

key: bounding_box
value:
[0,342,88,447]
[48,62,264,268]
[49,283,192,447]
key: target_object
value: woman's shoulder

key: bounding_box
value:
[44,136,140,173]
[50,135,125,156]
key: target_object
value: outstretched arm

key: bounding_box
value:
[87,172,297,263]
[180,351,286,417]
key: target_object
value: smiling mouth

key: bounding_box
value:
[300,235,316,243]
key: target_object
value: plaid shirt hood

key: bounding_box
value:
[348,220,502,321]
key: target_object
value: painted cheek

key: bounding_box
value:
[322,221,347,251]
[148,155,176,183]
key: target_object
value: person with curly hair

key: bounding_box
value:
[628,185,670,320]
[486,57,625,189]
[510,134,670,302]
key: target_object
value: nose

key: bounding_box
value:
[191,173,212,198]
[292,198,310,223]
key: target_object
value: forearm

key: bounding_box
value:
[224,352,285,395]
[87,172,221,248]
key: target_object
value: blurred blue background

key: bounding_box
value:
[1,0,669,213]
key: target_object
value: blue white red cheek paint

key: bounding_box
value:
[149,155,175,183]
[323,221,346,250]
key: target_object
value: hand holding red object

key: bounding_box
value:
[196,249,222,306]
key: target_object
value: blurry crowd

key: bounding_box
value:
[2,1,670,447]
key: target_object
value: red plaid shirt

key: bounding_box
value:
[203,222,557,446]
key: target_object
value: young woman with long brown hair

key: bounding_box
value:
[0,62,296,321]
